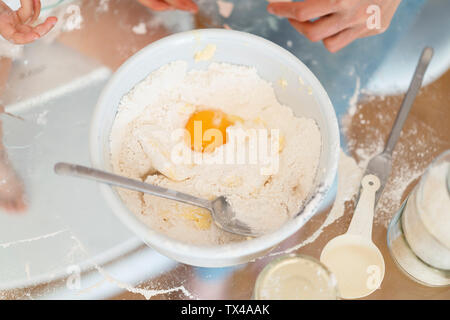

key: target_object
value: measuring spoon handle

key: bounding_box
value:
[347,175,380,239]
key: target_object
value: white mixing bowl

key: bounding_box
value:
[90,29,339,267]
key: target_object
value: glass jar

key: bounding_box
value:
[253,254,339,300]
[387,150,450,286]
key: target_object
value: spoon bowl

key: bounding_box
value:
[320,234,385,299]
[320,174,385,299]
[210,196,260,236]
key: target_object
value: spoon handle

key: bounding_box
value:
[346,175,380,239]
[384,47,433,156]
[54,162,212,210]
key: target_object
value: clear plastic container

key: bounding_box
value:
[387,150,450,286]
[253,254,339,300]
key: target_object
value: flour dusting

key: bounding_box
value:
[110,61,322,245]
[132,22,147,35]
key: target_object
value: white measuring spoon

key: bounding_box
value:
[320,174,385,299]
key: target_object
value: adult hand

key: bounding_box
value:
[138,0,198,13]
[0,0,57,44]
[267,0,402,52]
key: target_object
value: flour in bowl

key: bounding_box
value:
[110,61,321,245]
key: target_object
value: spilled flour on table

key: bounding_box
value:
[347,76,361,117]
[341,91,441,228]
[96,0,110,13]
[67,235,195,299]
[94,265,194,300]
[132,22,148,35]
[351,134,424,227]
[0,229,69,249]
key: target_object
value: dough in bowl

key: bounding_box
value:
[110,61,321,245]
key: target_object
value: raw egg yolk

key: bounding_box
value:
[185,109,234,153]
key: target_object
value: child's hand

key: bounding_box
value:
[0,0,57,44]
[267,0,401,52]
[137,0,198,13]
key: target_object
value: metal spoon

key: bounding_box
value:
[320,47,434,299]
[365,47,434,206]
[54,162,260,237]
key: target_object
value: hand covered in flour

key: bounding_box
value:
[0,0,57,44]
[137,0,198,13]
[267,0,402,52]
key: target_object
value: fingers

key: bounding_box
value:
[0,1,9,11]
[31,0,41,23]
[323,27,361,53]
[16,24,33,33]
[290,17,362,53]
[2,198,27,213]
[288,19,315,41]
[288,13,350,43]
[269,0,401,52]
[268,0,339,22]
[138,0,173,11]
[0,21,26,42]
[17,0,41,24]
[138,0,198,12]
[165,0,198,12]
[10,30,39,44]
[17,0,34,23]
[2,16,57,44]
[32,16,57,37]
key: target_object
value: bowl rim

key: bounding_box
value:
[90,29,339,264]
